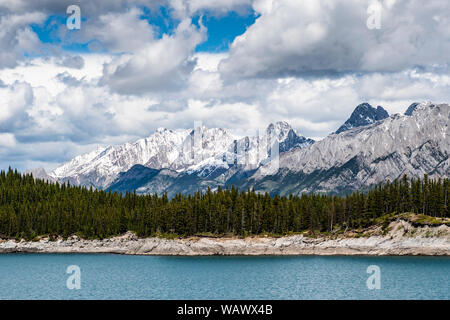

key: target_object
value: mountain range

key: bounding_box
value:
[28,102,449,196]
[246,102,448,195]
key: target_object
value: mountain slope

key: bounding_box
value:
[107,165,161,194]
[44,102,448,197]
[24,168,56,183]
[335,103,389,134]
[50,129,190,188]
[111,103,449,197]
[49,121,313,190]
[245,103,449,195]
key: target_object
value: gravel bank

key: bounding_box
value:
[1,220,448,256]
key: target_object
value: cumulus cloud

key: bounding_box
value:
[80,7,157,53]
[0,1,171,69]
[0,133,17,148]
[0,0,450,172]
[0,0,163,16]
[0,12,46,68]
[56,55,85,69]
[170,0,253,18]
[100,17,206,94]
[0,81,34,131]
[1,55,450,171]
[219,0,450,78]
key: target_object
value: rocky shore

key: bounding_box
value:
[1,219,449,256]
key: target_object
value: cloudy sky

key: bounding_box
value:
[0,0,449,172]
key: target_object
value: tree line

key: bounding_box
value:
[0,168,447,240]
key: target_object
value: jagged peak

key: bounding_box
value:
[48,119,315,189]
[335,102,389,134]
[403,101,444,118]
[267,120,291,130]
[405,102,422,116]
[352,103,388,117]
[376,105,387,113]
[266,121,295,139]
[413,101,436,113]
[355,102,372,110]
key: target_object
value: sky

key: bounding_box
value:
[0,0,450,172]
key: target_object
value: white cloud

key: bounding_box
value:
[0,81,33,131]
[82,8,157,53]
[220,0,450,78]
[100,17,206,94]
[0,1,450,172]
[194,52,228,72]
[1,54,450,171]
[0,133,17,148]
[170,0,253,18]
[0,12,46,68]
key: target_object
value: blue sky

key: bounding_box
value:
[193,11,258,52]
[30,5,258,55]
[31,15,92,53]
[0,0,449,172]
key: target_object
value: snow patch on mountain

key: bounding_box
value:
[49,121,313,189]
[249,102,449,194]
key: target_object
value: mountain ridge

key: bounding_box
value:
[246,102,449,195]
[49,121,314,190]
[29,102,449,196]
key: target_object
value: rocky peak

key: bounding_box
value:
[266,121,292,139]
[335,103,389,134]
[405,102,420,116]
[405,102,437,116]
[266,121,315,152]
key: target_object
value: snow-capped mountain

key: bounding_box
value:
[268,121,315,153]
[246,102,449,195]
[49,121,313,189]
[50,128,190,188]
[335,103,389,134]
[38,102,449,197]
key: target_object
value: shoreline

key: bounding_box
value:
[1,219,449,256]
[0,235,448,256]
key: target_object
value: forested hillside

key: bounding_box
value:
[0,169,448,240]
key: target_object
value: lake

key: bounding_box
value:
[0,254,448,299]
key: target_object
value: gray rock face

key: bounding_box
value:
[42,102,448,196]
[335,103,389,134]
[247,103,449,195]
[24,168,56,183]
[48,122,313,190]
[50,129,191,189]
[405,102,421,116]
[107,165,160,193]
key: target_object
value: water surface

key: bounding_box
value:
[0,254,448,299]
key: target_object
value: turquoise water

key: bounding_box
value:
[0,254,448,300]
